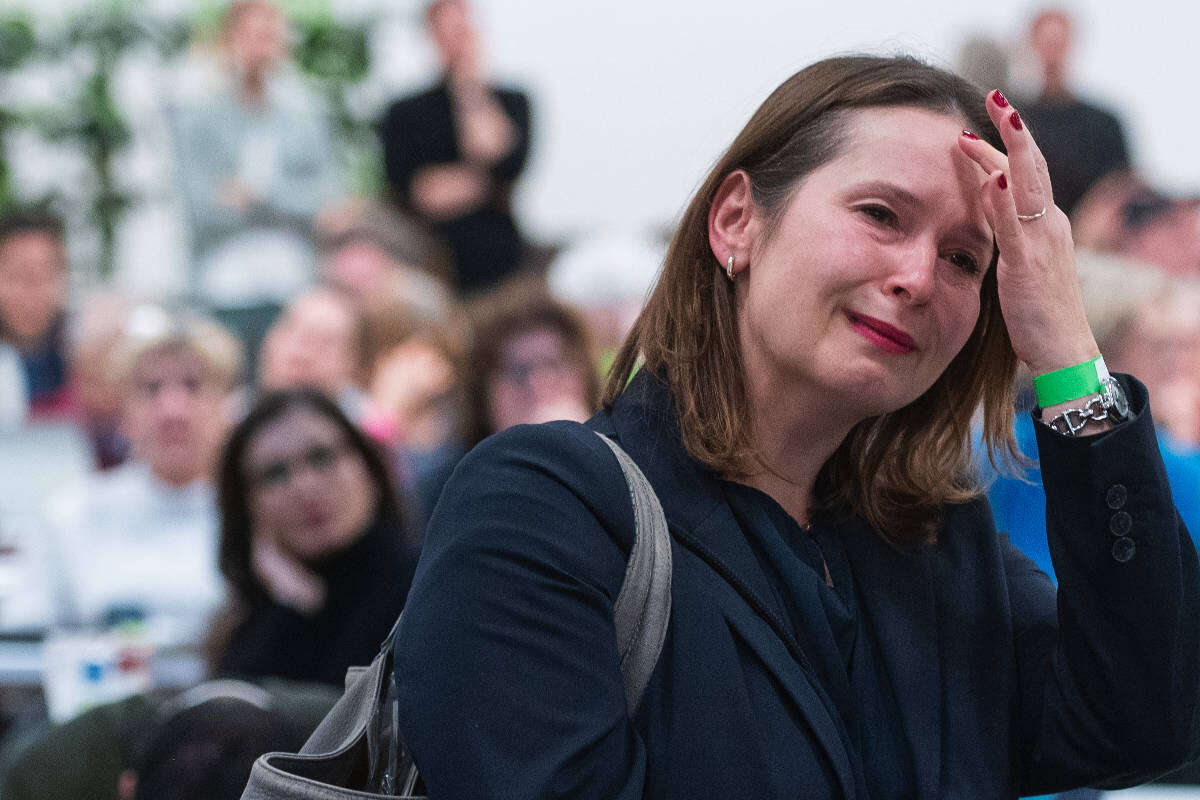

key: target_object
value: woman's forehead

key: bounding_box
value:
[247,406,341,462]
[838,107,983,178]
[824,107,991,227]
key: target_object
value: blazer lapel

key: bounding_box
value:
[840,517,943,799]
[687,508,865,800]
[601,373,800,662]
[601,374,862,797]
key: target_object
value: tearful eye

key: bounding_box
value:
[859,204,897,225]
[946,252,981,275]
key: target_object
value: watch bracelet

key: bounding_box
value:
[1043,395,1113,435]
[1040,377,1129,436]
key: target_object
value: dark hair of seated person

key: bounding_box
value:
[126,695,309,800]
[206,387,419,686]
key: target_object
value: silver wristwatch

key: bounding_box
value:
[1042,376,1132,436]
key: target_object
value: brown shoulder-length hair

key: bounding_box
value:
[604,54,1020,547]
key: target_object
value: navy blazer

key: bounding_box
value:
[394,372,1200,799]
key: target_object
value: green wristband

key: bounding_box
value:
[1033,356,1105,407]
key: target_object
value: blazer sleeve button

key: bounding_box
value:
[1112,536,1136,563]
[1110,510,1133,537]
[1106,484,1128,510]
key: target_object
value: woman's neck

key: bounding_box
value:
[737,363,862,527]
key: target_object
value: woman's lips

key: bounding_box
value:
[301,504,330,529]
[846,311,918,355]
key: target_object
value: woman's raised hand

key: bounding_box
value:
[957,90,1100,376]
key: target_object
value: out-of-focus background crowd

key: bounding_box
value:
[0,1,1196,798]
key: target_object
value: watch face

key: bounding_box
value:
[1104,378,1131,419]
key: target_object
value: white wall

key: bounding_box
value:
[7,0,1200,289]
[440,0,1200,240]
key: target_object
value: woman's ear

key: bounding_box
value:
[708,170,760,278]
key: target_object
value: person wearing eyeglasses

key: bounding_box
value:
[206,388,418,687]
[462,279,599,450]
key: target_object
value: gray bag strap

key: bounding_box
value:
[241,429,672,799]
[596,432,673,714]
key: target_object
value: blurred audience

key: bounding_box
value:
[463,279,598,449]
[207,389,418,686]
[0,209,75,421]
[1019,8,1130,216]
[41,307,242,641]
[257,286,368,419]
[315,198,454,312]
[122,692,304,800]
[1,679,338,800]
[986,253,1200,579]
[379,0,532,297]
[1105,280,1200,447]
[67,292,134,470]
[361,289,466,534]
[169,0,337,352]
[1072,172,1200,277]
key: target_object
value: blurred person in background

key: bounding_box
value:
[379,0,532,297]
[0,209,75,420]
[68,292,133,470]
[1109,281,1200,449]
[0,678,338,800]
[120,692,309,800]
[986,254,1200,580]
[169,0,338,354]
[361,288,466,535]
[1019,7,1130,216]
[463,279,598,449]
[206,388,418,686]
[41,307,242,642]
[1072,172,1200,277]
[315,198,454,312]
[256,286,368,419]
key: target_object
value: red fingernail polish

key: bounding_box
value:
[992,90,1009,108]
[962,130,979,140]
[1009,110,1023,131]
[997,173,1008,190]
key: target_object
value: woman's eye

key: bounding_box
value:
[859,205,897,226]
[946,252,981,275]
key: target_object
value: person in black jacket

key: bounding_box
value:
[1020,8,1131,217]
[378,0,531,297]
[208,388,418,686]
[392,55,1200,798]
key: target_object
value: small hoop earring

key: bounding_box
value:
[725,255,735,281]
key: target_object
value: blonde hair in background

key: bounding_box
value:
[109,306,244,392]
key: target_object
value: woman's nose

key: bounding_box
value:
[883,243,937,304]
